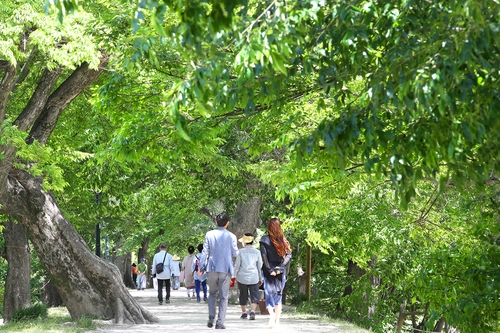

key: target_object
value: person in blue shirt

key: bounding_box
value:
[197,212,238,330]
[192,243,208,303]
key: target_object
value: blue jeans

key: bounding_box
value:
[195,279,207,300]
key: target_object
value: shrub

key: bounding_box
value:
[12,303,48,322]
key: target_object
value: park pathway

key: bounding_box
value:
[90,287,370,333]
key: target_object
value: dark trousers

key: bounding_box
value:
[157,279,171,302]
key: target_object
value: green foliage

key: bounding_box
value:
[0,121,68,192]
[0,306,90,333]
[11,303,48,322]
[10,1,500,332]
[75,314,97,330]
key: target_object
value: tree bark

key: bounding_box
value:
[228,195,262,245]
[1,168,157,323]
[112,245,134,288]
[26,58,109,145]
[1,219,31,323]
[41,280,64,307]
[0,62,18,123]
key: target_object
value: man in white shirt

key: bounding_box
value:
[152,243,176,305]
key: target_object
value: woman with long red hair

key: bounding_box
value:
[259,218,292,328]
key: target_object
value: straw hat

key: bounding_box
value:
[172,254,180,261]
[239,234,254,244]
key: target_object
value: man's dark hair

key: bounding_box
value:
[197,243,203,252]
[160,243,167,249]
[188,245,195,254]
[215,212,229,227]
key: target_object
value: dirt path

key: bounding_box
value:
[90,288,370,333]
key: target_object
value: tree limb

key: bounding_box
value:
[14,67,62,132]
[197,207,215,221]
[0,62,18,124]
[27,52,109,145]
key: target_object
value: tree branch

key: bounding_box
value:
[27,52,109,145]
[0,62,18,125]
[14,67,62,132]
[197,207,215,221]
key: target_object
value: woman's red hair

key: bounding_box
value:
[268,218,292,258]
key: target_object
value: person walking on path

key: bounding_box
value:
[182,245,196,299]
[171,254,181,290]
[131,263,138,288]
[137,258,148,290]
[197,212,239,329]
[192,243,207,303]
[152,243,176,305]
[260,218,292,328]
[235,233,263,321]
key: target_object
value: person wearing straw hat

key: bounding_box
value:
[235,233,263,320]
[171,254,182,290]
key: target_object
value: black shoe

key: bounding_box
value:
[215,324,226,329]
[204,296,208,302]
[249,311,255,320]
[166,299,170,304]
[207,319,214,328]
[240,313,248,319]
[158,301,162,305]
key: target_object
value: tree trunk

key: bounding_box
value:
[228,196,262,244]
[138,238,151,287]
[434,317,446,332]
[1,219,31,323]
[112,245,134,288]
[0,169,157,324]
[41,279,64,307]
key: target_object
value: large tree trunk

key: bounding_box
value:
[228,195,262,244]
[0,52,157,323]
[1,219,31,323]
[111,245,134,288]
[0,169,157,324]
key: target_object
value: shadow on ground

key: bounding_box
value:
[90,288,371,333]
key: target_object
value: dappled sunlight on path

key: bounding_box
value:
[90,288,370,333]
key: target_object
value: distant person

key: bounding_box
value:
[131,263,138,287]
[171,254,181,290]
[192,243,207,303]
[137,258,148,290]
[197,212,238,329]
[260,218,292,328]
[152,243,176,305]
[235,233,263,320]
[182,245,196,299]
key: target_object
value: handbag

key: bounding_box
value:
[155,252,167,274]
[179,270,185,282]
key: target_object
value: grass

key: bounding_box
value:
[0,307,96,333]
